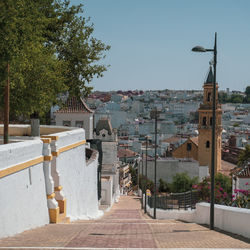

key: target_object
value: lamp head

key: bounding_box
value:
[192,46,207,52]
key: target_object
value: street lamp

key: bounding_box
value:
[150,108,160,219]
[192,32,217,230]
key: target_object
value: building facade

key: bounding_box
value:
[198,66,222,172]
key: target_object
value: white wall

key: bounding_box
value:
[101,178,113,205]
[102,142,118,165]
[50,128,99,220]
[0,126,100,238]
[0,140,49,239]
[147,202,250,239]
[55,113,93,139]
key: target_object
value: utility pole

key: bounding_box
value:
[144,136,149,214]
[141,152,144,210]
[4,63,10,144]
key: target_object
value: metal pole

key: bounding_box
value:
[144,137,148,213]
[137,158,140,196]
[4,63,10,144]
[210,32,217,230]
[154,112,157,219]
[141,152,144,209]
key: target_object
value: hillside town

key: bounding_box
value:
[1,0,250,249]
[50,66,250,201]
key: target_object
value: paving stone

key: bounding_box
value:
[0,196,249,249]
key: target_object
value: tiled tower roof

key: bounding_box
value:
[205,66,214,84]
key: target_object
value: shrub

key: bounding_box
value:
[193,173,232,205]
[171,172,198,193]
[158,178,171,193]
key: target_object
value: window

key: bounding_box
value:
[63,120,71,127]
[206,141,210,148]
[187,143,192,151]
[75,121,84,128]
[207,93,211,102]
[202,117,206,126]
[210,117,213,126]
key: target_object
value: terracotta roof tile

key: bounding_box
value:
[118,148,139,158]
[55,97,93,113]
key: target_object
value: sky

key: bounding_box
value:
[71,0,250,92]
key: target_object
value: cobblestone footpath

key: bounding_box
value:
[0,196,249,249]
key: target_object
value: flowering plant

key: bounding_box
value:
[232,182,250,208]
[192,173,232,205]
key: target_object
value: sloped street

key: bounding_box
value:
[0,196,249,249]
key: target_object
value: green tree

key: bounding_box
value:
[218,92,229,104]
[238,144,250,166]
[56,4,110,97]
[244,86,250,103]
[245,86,250,96]
[0,0,110,119]
[230,94,244,103]
[129,166,137,186]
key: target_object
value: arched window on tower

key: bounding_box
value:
[202,117,207,126]
[207,92,211,102]
[210,117,213,126]
[206,140,210,148]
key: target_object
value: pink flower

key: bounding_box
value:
[219,187,223,191]
[245,182,249,186]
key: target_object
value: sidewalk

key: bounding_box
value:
[0,196,249,249]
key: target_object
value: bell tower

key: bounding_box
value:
[198,66,222,173]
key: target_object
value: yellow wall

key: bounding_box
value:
[172,139,198,161]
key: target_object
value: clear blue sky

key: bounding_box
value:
[72,0,250,92]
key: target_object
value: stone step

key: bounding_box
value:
[58,213,70,224]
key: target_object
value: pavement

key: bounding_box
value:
[0,196,249,249]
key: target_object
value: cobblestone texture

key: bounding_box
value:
[0,196,249,249]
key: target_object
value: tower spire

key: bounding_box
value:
[205,65,214,84]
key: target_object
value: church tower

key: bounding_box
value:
[198,66,222,173]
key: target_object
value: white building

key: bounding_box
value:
[54,97,94,140]
[94,118,120,206]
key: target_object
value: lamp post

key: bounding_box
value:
[141,152,144,210]
[144,135,150,214]
[192,32,217,230]
[150,108,160,219]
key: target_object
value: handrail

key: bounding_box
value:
[148,190,200,210]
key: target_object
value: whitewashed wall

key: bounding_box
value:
[55,113,93,139]
[0,126,100,239]
[0,140,49,239]
[147,202,250,239]
[51,129,99,220]
[101,178,113,205]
